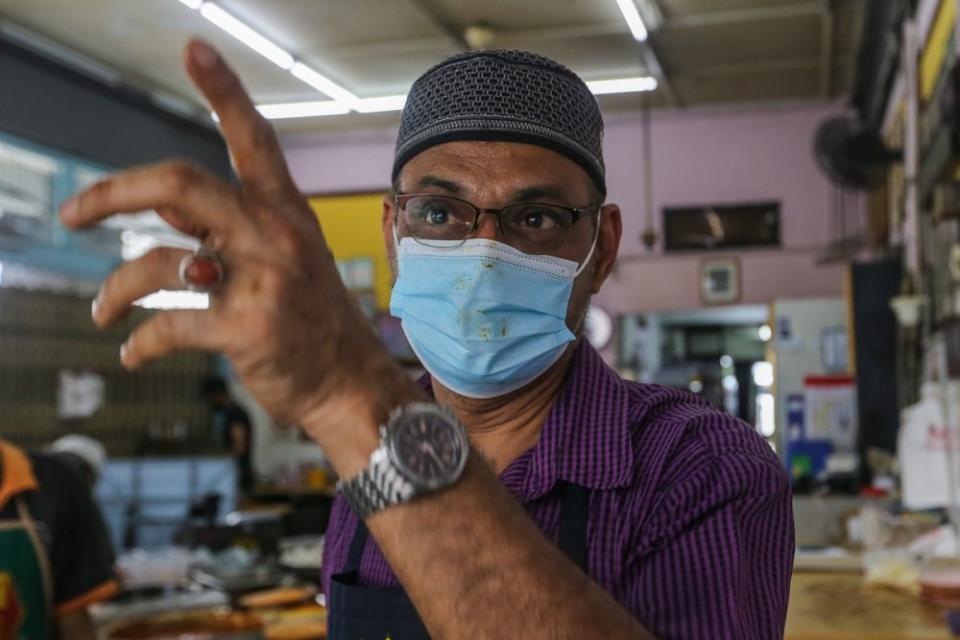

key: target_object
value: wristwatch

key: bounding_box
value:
[338,402,469,518]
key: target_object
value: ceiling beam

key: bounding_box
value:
[407,0,469,50]
[485,23,625,46]
[312,23,629,60]
[641,43,679,106]
[312,36,451,60]
[687,54,850,77]
[666,2,822,29]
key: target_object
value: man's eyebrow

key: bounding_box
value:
[411,175,465,194]
[511,185,570,202]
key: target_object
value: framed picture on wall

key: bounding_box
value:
[699,257,741,305]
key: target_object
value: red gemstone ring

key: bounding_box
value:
[178,248,225,293]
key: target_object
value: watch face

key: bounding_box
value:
[388,405,468,489]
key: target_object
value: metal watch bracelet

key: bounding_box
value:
[339,444,416,518]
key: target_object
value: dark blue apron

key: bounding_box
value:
[328,481,591,639]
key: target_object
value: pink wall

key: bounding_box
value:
[281,101,848,314]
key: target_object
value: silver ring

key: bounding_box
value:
[178,248,225,293]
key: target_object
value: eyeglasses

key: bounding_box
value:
[395,193,601,254]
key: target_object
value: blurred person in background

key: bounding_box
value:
[201,376,254,498]
[0,439,116,639]
[49,434,106,489]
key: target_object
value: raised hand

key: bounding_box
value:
[60,40,416,447]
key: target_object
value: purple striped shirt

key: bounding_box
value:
[322,340,794,638]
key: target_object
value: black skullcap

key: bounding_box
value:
[393,49,606,195]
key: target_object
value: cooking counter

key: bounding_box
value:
[787,572,952,639]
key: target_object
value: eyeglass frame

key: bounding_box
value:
[393,192,604,253]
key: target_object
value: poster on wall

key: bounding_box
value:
[699,257,741,305]
[57,370,105,419]
[803,375,857,451]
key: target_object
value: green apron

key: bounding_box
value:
[0,497,52,639]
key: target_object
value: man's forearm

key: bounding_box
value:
[369,453,651,638]
[318,390,653,640]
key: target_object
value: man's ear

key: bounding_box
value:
[382,194,397,264]
[590,203,622,294]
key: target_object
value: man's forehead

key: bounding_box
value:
[398,141,594,198]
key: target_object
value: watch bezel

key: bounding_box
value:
[384,402,469,491]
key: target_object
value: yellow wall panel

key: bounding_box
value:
[308,192,391,310]
[921,0,956,101]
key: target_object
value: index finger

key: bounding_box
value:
[184,39,296,199]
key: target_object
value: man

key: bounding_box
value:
[0,439,117,639]
[64,41,793,638]
[201,376,254,497]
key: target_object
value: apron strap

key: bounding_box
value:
[555,481,590,570]
[345,520,370,573]
[343,481,591,574]
[15,496,54,627]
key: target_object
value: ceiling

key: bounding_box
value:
[0,0,864,133]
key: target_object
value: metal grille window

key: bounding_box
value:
[0,140,58,243]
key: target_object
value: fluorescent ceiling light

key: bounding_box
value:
[586,76,657,94]
[249,75,658,120]
[175,1,355,107]
[615,0,649,42]
[199,2,294,69]
[354,94,407,113]
[290,62,357,103]
[177,0,655,120]
[255,101,352,120]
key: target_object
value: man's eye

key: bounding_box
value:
[520,210,560,230]
[426,208,449,225]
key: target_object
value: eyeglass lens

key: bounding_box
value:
[400,195,578,253]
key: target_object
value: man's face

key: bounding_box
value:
[382,141,622,333]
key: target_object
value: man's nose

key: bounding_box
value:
[473,211,503,242]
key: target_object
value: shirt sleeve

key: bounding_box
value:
[625,449,794,640]
[45,459,117,616]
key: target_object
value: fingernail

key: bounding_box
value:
[91,292,101,321]
[120,342,130,367]
[60,197,78,222]
[192,41,218,70]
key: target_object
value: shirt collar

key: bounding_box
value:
[0,440,38,511]
[419,340,634,501]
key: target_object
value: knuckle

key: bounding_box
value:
[258,263,288,298]
[152,312,178,344]
[246,313,272,344]
[251,118,273,144]
[82,179,114,208]
[276,228,303,255]
[99,272,117,303]
[143,246,172,271]
[273,224,304,255]
[161,161,200,197]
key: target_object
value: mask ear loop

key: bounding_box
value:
[574,207,603,277]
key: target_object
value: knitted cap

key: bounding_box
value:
[393,49,606,194]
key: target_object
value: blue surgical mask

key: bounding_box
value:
[390,233,596,398]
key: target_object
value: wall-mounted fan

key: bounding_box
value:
[814,115,902,190]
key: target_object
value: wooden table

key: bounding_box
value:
[786,572,952,639]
